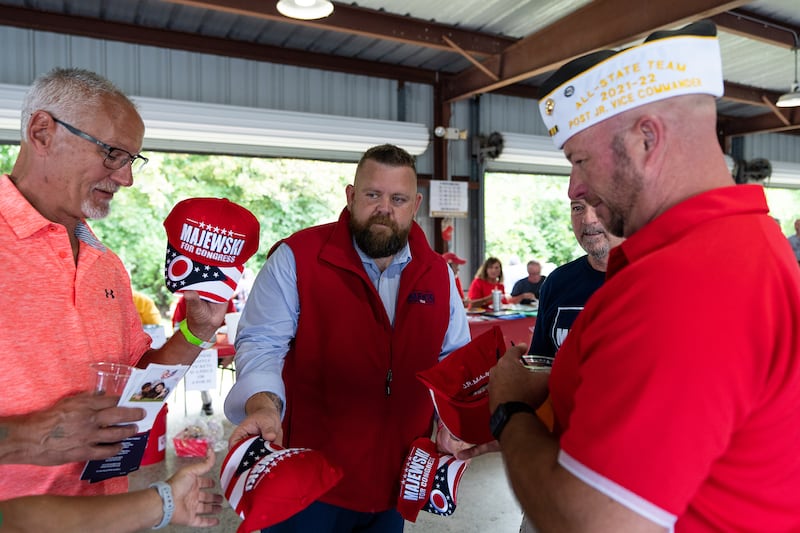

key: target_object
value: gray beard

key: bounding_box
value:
[82,199,110,220]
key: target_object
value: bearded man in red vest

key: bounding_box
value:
[224,144,472,532]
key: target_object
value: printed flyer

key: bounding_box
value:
[81,363,189,483]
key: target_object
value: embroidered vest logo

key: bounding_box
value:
[408,291,434,304]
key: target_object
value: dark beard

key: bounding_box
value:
[349,214,410,258]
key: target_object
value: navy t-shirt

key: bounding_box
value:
[511,276,546,303]
[528,255,606,357]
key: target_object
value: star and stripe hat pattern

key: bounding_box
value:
[397,436,469,522]
[163,197,260,303]
[220,436,343,532]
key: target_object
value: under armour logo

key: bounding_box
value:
[105,289,115,299]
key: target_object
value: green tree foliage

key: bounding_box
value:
[484,171,800,274]
[0,145,19,170]
[765,187,800,235]
[484,173,580,271]
[4,142,800,311]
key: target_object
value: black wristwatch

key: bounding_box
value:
[490,401,537,441]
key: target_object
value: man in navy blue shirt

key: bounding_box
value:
[510,260,546,304]
[528,199,624,357]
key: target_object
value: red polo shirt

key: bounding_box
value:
[550,185,800,532]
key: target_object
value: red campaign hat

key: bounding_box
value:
[163,198,260,303]
[220,436,343,532]
[397,436,470,522]
[417,326,506,445]
[441,252,466,265]
[441,225,454,242]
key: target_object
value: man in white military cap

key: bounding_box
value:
[484,20,800,532]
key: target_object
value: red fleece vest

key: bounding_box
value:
[281,208,451,512]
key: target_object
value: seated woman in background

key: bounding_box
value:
[468,257,535,310]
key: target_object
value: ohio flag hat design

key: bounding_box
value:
[163,197,259,303]
[397,436,469,522]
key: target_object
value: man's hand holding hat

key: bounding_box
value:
[179,289,230,349]
[141,197,261,367]
[228,392,285,450]
[417,327,506,447]
[397,436,470,522]
[434,422,475,458]
[164,197,260,345]
[220,436,342,532]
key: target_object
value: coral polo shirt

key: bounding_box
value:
[0,175,151,499]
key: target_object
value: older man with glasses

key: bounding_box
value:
[0,67,227,507]
[51,116,150,172]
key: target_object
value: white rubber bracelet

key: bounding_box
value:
[149,481,174,530]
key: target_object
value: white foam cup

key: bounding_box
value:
[225,312,242,344]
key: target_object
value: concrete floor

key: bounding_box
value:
[128,371,523,532]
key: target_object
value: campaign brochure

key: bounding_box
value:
[81,363,189,483]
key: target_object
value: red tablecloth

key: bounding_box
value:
[468,314,536,348]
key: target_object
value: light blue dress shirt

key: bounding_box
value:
[224,240,471,423]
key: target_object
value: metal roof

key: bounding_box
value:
[0,0,798,139]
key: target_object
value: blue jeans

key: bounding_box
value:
[262,501,404,533]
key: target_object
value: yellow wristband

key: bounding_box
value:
[179,319,215,349]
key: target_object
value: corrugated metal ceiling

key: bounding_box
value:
[0,0,797,139]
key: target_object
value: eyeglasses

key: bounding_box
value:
[51,116,149,172]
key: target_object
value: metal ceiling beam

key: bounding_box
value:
[711,9,800,49]
[724,81,787,106]
[442,0,751,103]
[0,2,793,140]
[719,110,800,137]
[163,0,517,56]
[0,5,439,85]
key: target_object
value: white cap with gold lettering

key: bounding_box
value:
[538,21,724,149]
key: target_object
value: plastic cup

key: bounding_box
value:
[91,362,134,395]
[225,312,241,345]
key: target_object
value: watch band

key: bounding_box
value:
[179,318,215,349]
[490,401,537,441]
[149,481,174,530]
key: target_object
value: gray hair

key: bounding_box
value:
[20,67,136,140]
